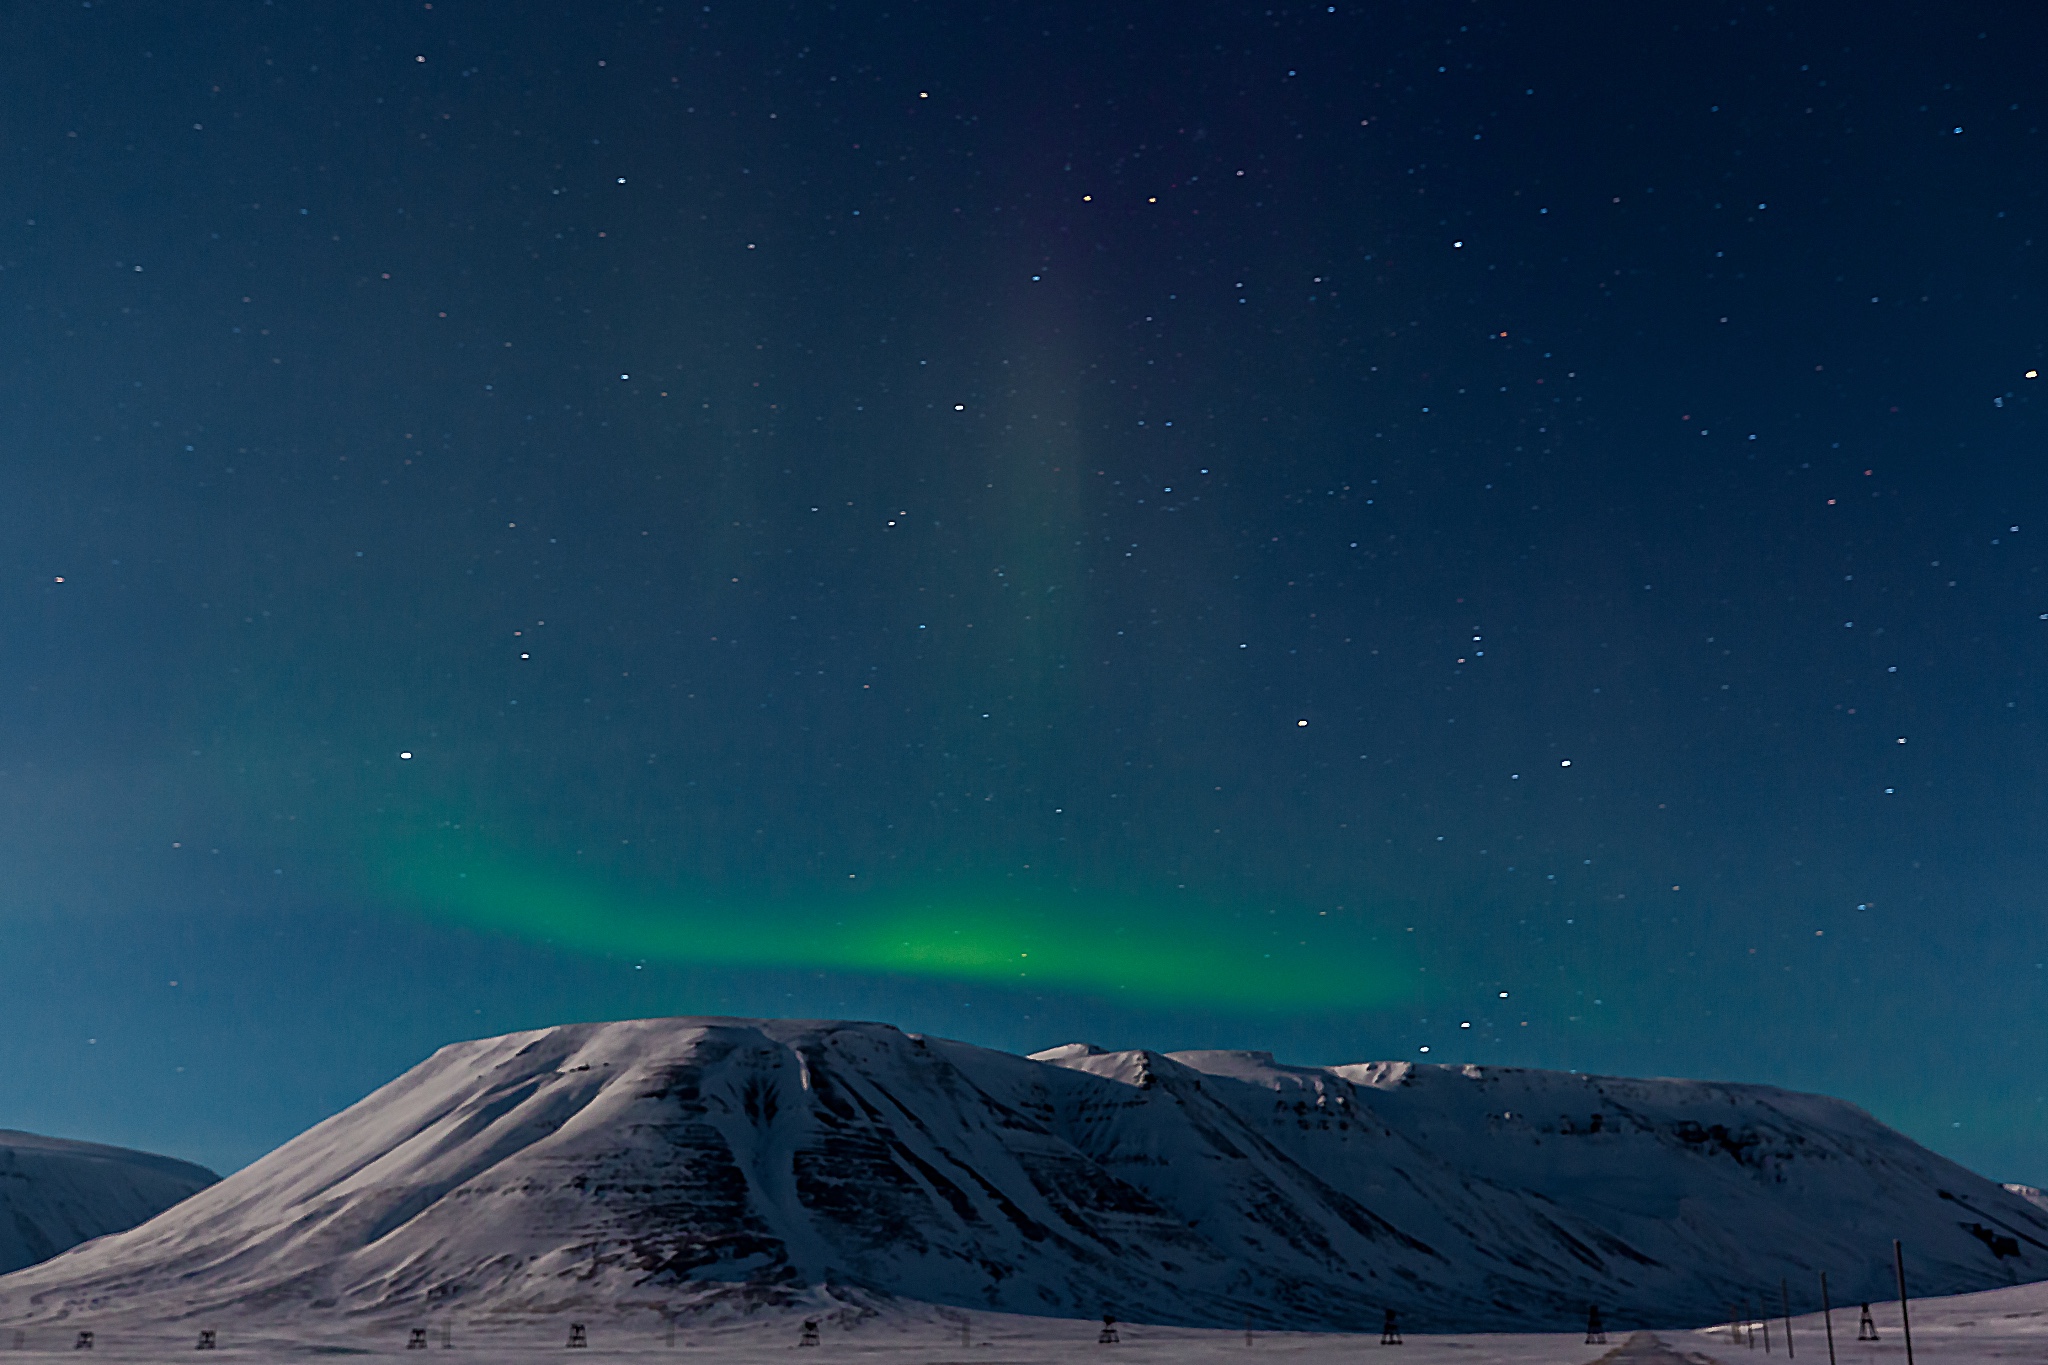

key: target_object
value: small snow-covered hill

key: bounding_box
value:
[0,1018,2039,1332]
[0,1130,217,1274]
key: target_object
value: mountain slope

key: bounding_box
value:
[0,1130,218,1275]
[0,1018,2038,1331]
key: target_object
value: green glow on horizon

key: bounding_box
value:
[394,859,1409,1012]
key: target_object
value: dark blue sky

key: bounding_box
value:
[3,0,2046,1181]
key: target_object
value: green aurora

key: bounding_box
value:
[393,858,1413,1012]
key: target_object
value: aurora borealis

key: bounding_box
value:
[3,0,2048,1184]
[403,860,1411,1011]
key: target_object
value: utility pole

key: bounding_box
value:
[1893,1241,1915,1365]
[1819,1271,1837,1365]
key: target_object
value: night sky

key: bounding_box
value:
[4,0,2046,1183]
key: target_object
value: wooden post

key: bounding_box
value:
[1783,1278,1796,1358]
[1893,1240,1915,1365]
[1820,1271,1837,1365]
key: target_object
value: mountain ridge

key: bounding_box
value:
[0,1129,218,1276]
[0,1016,2038,1331]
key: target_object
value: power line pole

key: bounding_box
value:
[1892,1241,1915,1365]
[1819,1271,1837,1365]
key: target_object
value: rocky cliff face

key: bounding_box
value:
[0,1130,217,1275]
[0,1018,2038,1331]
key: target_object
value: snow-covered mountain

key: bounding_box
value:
[0,1130,217,1274]
[0,1018,2040,1332]
[2006,1184,2048,1214]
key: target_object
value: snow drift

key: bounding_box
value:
[0,1130,217,1274]
[0,1017,2040,1331]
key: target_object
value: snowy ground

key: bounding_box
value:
[0,1318,1655,1364]
[6,1279,2047,1365]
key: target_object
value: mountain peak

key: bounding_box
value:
[2,1017,2039,1333]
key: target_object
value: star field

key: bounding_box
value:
[0,0,2044,1178]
